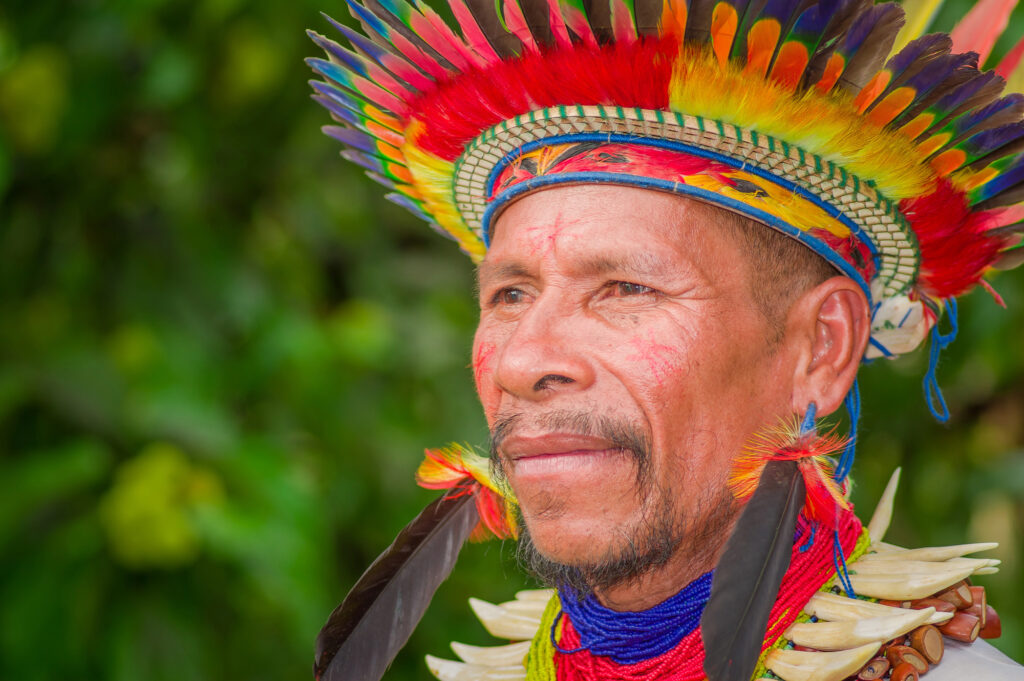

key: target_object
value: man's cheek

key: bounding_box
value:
[471,338,503,418]
[472,340,496,391]
[625,332,685,388]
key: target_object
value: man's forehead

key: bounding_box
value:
[478,186,735,281]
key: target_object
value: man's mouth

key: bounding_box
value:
[501,433,629,480]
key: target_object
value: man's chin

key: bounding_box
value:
[514,513,680,594]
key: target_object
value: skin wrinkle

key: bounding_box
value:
[475,184,869,610]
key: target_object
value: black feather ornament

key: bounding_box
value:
[701,459,805,681]
[313,492,479,681]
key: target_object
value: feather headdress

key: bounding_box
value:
[309,0,1024,357]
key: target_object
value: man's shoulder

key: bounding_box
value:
[926,639,1024,680]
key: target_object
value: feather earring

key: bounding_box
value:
[314,443,517,681]
[727,403,851,529]
[702,404,851,681]
[701,458,804,681]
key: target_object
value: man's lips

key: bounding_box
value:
[500,433,630,481]
[500,433,622,460]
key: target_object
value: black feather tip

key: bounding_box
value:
[701,459,805,681]
[314,492,479,681]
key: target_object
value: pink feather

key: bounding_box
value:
[950,0,1019,65]
[611,0,638,43]
[449,0,503,64]
[408,5,481,69]
[503,0,541,53]
[546,0,574,49]
[377,52,436,91]
[562,1,599,48]
[390,30,450,79]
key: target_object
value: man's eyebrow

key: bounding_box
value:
[476,262,532,285]
[577,252,673,276]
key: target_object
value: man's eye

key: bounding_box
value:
[492,287,526,305]
[612,281,655,297]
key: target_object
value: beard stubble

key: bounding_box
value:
[490,410,738,596]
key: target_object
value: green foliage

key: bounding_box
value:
[0,0,1022,679]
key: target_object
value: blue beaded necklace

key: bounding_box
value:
[555,571,713,665]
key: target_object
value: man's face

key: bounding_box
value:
[473,184,795,593]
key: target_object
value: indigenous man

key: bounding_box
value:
[307,0,1024,678]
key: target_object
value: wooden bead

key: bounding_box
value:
[857,656,890,680]
[909,625,944,664]
[885,644,929,674]
[936,580,973,609]
[909,597,956,614]
[880,599,911,609]
[939,611,981,642]
[966,587,988,626]
[980,606,1002,639]
[890,661,920,681]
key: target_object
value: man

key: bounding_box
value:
[308,0,1024,678]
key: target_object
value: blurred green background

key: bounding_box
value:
[1,0,1023,679]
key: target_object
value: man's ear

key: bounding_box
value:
[787,276,871,416]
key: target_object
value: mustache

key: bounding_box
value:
[488,410,652,486]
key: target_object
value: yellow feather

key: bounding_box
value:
[403,121,487,262]
[891,0,945,54]
[668,47,935,199]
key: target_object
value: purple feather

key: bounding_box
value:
[345,0,393,41]
[313,94,364,128]
[310,80,374,114]
[342,150,387,173]
[323,125,380,154]
[953,93,1024,138]
[839,3,899,55]
[971,153,1024,204]
[325,14,392,61]
[904,51,976,92]
[308,31,372,77]
[930,70,1004,119]
[963,121,1024,160]
[883,33,951,87]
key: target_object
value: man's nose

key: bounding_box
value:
[492,297,596,400]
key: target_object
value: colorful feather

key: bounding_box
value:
[560,0,600,45]
[611,0,640,42]
[307,57,411,115]
[416,444,518,540]
[799,0,869,90]
[446,0,502,61]
[728,416,850,529]
[543,0,574,46]
[830,2,903,95]
[309,80,405,137]
[855,33,951,112]
[904,69,1005,141]
[309,30,421,101]
[324,16,438,92]
[346,0,453,78]
[684,0,724,44]
[997,34,1024,92]
[770,0,855,90]
[970,152,1024,209]
[871,51,977,128]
